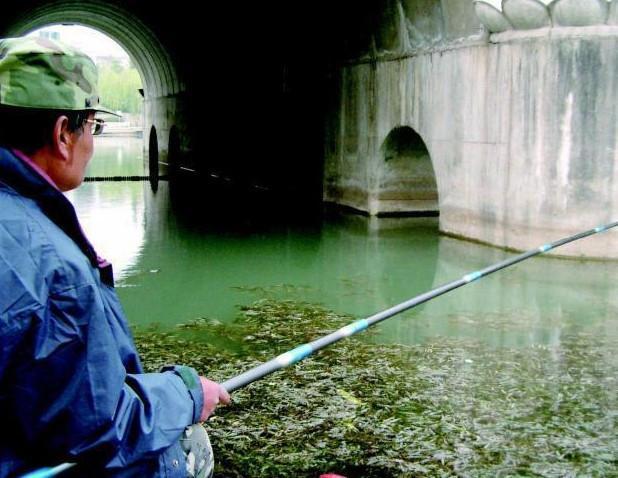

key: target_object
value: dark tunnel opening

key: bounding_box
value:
[163,1,381,223]
[1,0,384,224]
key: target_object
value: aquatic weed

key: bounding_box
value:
[133,300,618,477]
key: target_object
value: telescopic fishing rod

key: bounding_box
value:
[21,220,618,478]
[221,220,618,392]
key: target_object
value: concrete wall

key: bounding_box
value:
[369,0,482,54]
[144,95,191,175]
[325,1,618,258]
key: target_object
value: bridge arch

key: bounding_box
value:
[377,125,439,215]
[3,0,186,170]
[4,0,180,99]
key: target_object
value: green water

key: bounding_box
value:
[68,137,618,350]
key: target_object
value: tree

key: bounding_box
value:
[98,61,143,116]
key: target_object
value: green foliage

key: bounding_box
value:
[134,300,618,477]
[98,61,142,115]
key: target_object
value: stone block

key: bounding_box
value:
[550,0,609,26]
[503,0,551,30]
[473,1,512,32]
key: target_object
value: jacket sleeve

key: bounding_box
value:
[9,281,204,468]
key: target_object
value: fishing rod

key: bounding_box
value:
[221,220,618,392]
[21,220,618,478]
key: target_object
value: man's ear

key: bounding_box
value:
[52,115,73,161]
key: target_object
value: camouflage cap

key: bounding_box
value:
[0,36,119,116]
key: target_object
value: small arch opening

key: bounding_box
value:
[378,126,438,215]
[148,126,159,192]
[382,126,428,162]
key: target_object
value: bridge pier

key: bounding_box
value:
[144,95,191,179]
[326,27,618,257]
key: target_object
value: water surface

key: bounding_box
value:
[68,137,618,350]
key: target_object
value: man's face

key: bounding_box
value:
[52,112,95,192]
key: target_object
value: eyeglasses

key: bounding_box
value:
[84,118,105,136]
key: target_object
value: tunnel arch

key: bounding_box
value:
[4,0,181,100]
[377,125,439,215]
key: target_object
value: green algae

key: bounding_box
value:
[133,300,618,477]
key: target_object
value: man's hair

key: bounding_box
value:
[0,106,89,155]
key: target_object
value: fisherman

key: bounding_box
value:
[0,36,229,477]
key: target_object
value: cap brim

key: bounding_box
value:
[93,105,122,117]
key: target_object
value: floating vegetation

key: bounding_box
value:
[231,284,314,295]
[133,300,618,477]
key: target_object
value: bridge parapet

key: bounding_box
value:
[325,0,618,258]
[474,0,616,32]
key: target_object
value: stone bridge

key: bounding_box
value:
[1,0,617,257]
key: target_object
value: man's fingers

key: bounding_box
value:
[219,387,231,404]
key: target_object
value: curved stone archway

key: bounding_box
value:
[5,0,180,99]
[378,126,439,215]
[3,0,185,171]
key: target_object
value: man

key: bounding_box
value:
[0,37,230,477]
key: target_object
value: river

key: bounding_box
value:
[67,136,618,350]
[65,136,618,474]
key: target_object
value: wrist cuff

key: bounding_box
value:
[161,365,204,423]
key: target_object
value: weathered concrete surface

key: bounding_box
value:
[476,0,613,32]
[611,1,618,25]
[502,0,551,30]
[550,0,609,27]
[369,0,482,55]
[473,2,512,33]
[325,27,618,257]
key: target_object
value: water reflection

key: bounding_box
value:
[67,182,145,282]
[67,136,146,280]
[376,235,618,349]
[68,137,618,351]
[86,136,144,177]
[129,181,442,331]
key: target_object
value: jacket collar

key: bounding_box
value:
[0,146,114,287]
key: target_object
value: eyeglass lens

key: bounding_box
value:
[91,120,104,135]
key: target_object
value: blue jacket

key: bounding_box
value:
[0,147,204,477]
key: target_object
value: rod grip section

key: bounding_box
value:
[222,358,286,393]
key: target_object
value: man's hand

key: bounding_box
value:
[199,377,231,421]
